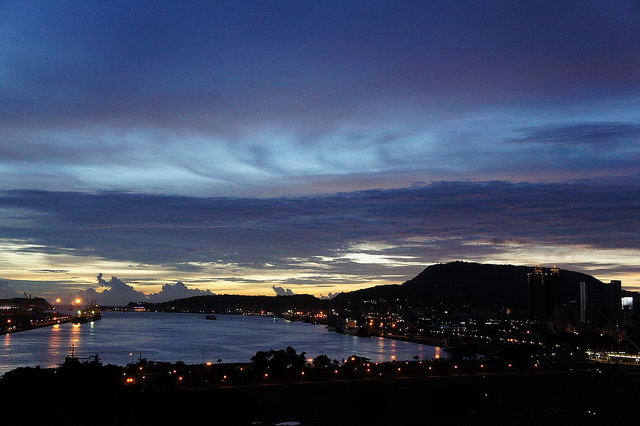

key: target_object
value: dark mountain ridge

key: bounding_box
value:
[145,262,618,314]
[331,261,605,312]
[146,293,326,313]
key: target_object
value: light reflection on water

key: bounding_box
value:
[434,346,442,359]
[1,312,445,375]
[46,324,62,361]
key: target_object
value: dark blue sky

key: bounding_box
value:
[1,1,639,304]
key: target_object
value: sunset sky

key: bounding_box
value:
[1,1,639,305]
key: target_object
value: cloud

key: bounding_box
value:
[319,292,340,300]
[1,3,639,196]
[83,274,146,306]
[146,281,214,303]
[0,280,19,299]
[1,180,640,293]
[81,274,215,306]
[5,182,640,256]
[3,1,638,129]
[272,286,295,296]
[506,122,640,147]
[2,181,640,262]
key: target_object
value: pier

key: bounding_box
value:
[1,296,72,334]
[1,312,71,334]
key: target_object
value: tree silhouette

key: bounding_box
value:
[314,354,332,367]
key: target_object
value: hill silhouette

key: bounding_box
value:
[330,261,605,312]
[147,262,609,313]
[147,293,327,313]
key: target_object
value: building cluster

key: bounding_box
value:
[527,265,634,334]
[300,265,640,362]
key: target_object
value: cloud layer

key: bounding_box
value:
[0,1,638,196]
[0,2,639,300]
[1,181,638,302]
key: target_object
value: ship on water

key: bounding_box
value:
[72,301,102,323]
[1,295,71,333]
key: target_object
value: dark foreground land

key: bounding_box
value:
[2,360,640,425]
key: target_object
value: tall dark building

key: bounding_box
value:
[580,279,622,330]
[528,265,562,324]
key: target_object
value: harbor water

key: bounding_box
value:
[1,311,444,375]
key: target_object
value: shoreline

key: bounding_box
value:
[1,316,72,335]
[379,333,446,348]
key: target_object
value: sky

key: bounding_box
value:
[1,1,639,306]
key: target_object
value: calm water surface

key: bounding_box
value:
[1,312,444,375]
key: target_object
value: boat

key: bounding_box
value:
[341,318,369,337]
[205,314,217,320]
[72,301,102,323]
